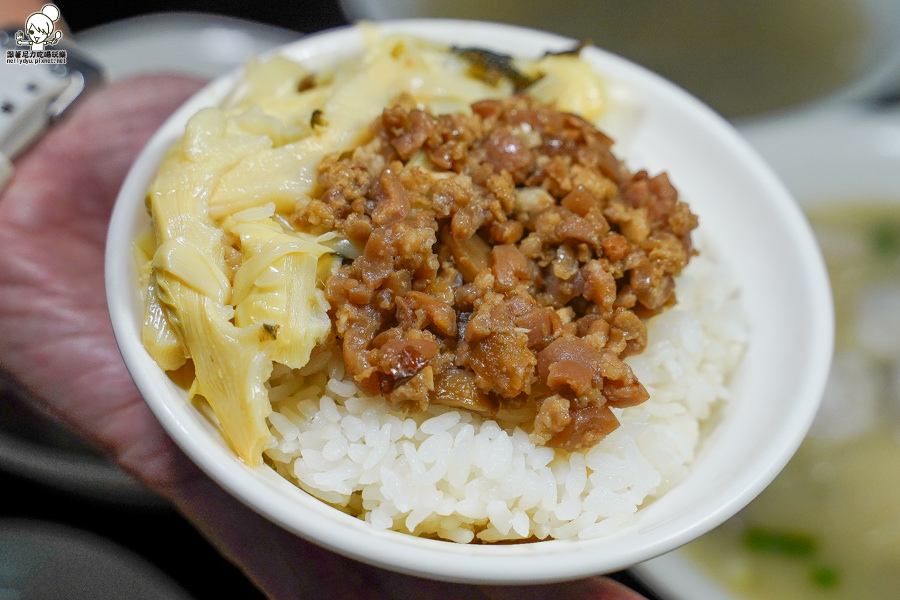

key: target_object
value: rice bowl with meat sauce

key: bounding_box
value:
[134,27,748,544]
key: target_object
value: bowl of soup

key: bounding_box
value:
[632,105,900,599]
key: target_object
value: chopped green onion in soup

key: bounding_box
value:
[681,201,900,600]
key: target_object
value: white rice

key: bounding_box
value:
[264,235,747,542]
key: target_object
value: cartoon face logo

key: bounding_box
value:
[15,4,63,51]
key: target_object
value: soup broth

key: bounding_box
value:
[682,202,900,599]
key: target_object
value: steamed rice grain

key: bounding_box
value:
[263,235,747,542]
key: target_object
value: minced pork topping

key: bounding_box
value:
[293,93,698,451]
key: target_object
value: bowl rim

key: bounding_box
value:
[105,18,833,584]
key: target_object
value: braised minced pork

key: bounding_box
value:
[294,94,698,451]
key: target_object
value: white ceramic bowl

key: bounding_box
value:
[632,105,900,599]
[105,20,833,584]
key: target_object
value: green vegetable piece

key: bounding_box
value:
[310,109,328,129]
[810,565,839,589]
[262,322,280,340]
[871,221,900,256]
[452,46,537,91]
[542,41,589,57]
[743,527,816,556]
